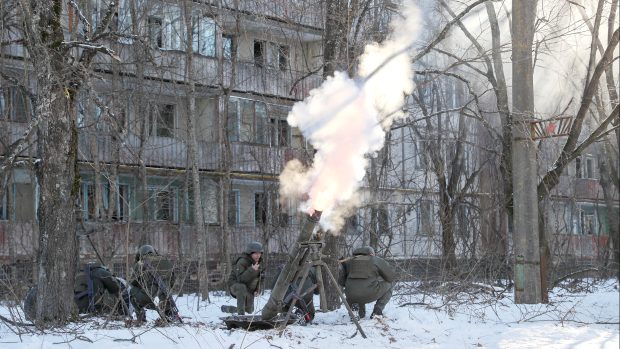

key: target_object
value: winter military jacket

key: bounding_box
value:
[340,247,396,304]
[74,264,121,313]
[228,254,264,293]
[130,254,175,299]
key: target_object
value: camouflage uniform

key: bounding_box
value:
[129,245,175,322]
[340,246,396,318]
[228,242,264,315]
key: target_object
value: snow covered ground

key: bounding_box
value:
[1,279,618,349]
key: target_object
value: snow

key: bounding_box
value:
[1,280,618,349]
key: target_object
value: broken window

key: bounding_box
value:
[149,103,175,138]
[153,188,176,222]
[228,190,240,226]
[255,192,268,226]
[148,16,163,48]
[254,40,289,70]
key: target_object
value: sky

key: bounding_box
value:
[1,279,618,349]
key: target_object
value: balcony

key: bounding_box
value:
[75,129,311,174]
[221,0,324,29]
[93,50,322,101]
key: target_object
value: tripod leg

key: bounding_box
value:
[317,262,367,339]
[314,262,328,312]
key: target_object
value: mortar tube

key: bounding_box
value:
[261,210,322,320]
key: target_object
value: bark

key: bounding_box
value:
[11,0,119,325]
[322,0,348,310]
[182,1,209,302]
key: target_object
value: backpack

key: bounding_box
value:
[74,264,97,312]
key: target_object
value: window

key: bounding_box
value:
[254,40,289,70]
[270,118,290,146]
[112,184,130,221]
[255,192,267,226]
[1,87,30,122]
[228,97,291,145]
[579,210,596,235]
[228,190,240,226]
[148,16,163,48]
[223,35,235,60]
[192,15,215,56]
[414,141,429,170]
[576,155,595,179]
[149,103,175,138]
[0,187,7,221]
[227,99,240,141]
[254,40,264,67]
[417,200,433,235]
[80,181,130,221]
[155,189,175,221]
[254,191,287,227]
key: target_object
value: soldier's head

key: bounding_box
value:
[135,244,157,262]
[352,246,375,256]
[244,241,263,262]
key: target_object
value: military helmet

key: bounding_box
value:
[244,241,264,254]
[136,244,156,261]
[352,246,375,256]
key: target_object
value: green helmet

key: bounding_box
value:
[136,244,156,261]
[353,246,375,256]
[244,241,264,254]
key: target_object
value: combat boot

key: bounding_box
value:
[358,304,366,318]
[370,307,383,319]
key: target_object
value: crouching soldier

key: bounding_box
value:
[23,263,129,321]
[74,264,130,316]
[339,246,396,319]
[129,244,180,324]
[227,241,264,315]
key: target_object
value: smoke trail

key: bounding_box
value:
[280,1,421,232]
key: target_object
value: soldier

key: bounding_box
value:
[273,265,320,323]
[74,264,129,316]
[339,246,396,319]
[23,263,129,321]
[284,266,319,323]
[129,244,178,323]
[228,241,264,315]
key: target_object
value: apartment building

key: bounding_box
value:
[0,0,325,284]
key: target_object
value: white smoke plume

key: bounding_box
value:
[280,1,422,232]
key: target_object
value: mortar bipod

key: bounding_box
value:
[278,240,367,339]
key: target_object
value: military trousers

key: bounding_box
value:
[230,283,255,315]
[346,281,393,317]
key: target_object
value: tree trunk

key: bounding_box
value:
[182,1,209,302]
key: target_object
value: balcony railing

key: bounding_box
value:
[75,130,311,174]
[221,0,324,29]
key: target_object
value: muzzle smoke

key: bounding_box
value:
[280,1,422,232]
